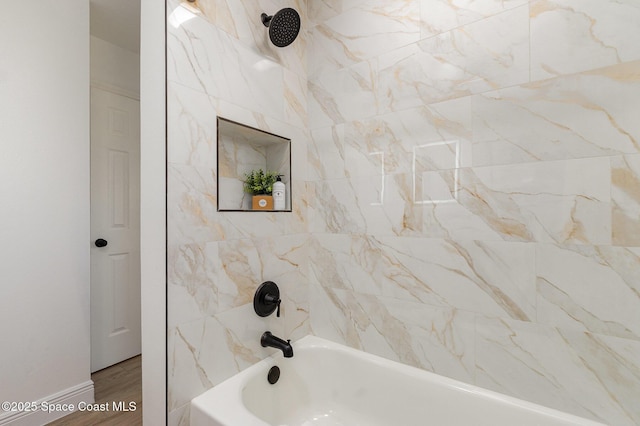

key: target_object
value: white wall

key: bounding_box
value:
[91,35,140,98]
[140,0,167,424]
[0,0,92,424]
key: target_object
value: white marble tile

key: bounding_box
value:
[217,177,245,210]
[474,158,609,203]
[283,287,311,342]
[309,234,536,320]
[283,68,308,130]
[310,287,475,383]
[167,169,290,240]
[168,163,297,245]
[530,0,640,81]
[308,125,347,181]
[249,235,310,341]
[218,131,268,177]
[473,61,640,167]
[309,174,428,236]
[168,242,220,327]
[378,296,476,380]
[167,6,227,95]
[188,0,237,38]
[167,235,309,328]
[168,281,208,329]
[215,238,265,311]
[222,211,291,239]
[417,169,458,204]
[215,99,280,137]
[166,2,640,424]
[167,323,213,411]
[308,234,383,295]
[456,158,611,244]
[167,97,308,236]
[285,180,310,235]
[308,0,420,77]
[308,0,342,25]
[168,8,284,121]
[167,82,218,167]
[288,125,310,180]
[167,235,307,408]
[309,159,613,242]
[565,332,640,425]
[475,317,640,425]
[364,160,612,243]
[215,235,310,314]
[215,302,286,363]
[237,0,309,78]
[413,139,470,173]
[190,0,251,43]
[308,179,366,234]
[612,154,640,247]
[224,39,285,121]
[377,5,529,108]
[168,306,284,410]
[181,0,308,78]
[167,163,224,245]
[168,401,190,426]
[343,98,472,178]
[537,244,640,341]
[308,60,378,128]
[308,283,349,343]
[419,0,529,39]
[386,237,536,319]
[421,199,506,241]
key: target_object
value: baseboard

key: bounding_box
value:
[0,381,94,426]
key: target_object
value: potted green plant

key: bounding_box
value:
[243,169,279,210]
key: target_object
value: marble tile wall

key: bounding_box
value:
[166,0,309,423]
[167,0,640,424]
[307,1,640,425]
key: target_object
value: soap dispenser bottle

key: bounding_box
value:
[273,175,286,210]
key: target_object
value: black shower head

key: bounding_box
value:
[261,8,301,48]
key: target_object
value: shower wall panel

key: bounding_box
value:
[165,0,310,423]
[307,1,640,425]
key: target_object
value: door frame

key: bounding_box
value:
[140,0,167,424]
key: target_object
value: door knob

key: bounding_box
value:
[95,238,108,248]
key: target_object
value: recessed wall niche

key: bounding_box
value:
[217,117,291,211]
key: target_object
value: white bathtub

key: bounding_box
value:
[190,335,604,426]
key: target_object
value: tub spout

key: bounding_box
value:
[261,331,293,358]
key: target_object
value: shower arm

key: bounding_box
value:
[261,13,273,27]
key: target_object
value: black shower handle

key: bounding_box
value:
[254,281,282,318]
[264,293,281,317]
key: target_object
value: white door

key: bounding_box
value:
[90,87,141,372]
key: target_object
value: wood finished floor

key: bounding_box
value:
[48,356,142,426]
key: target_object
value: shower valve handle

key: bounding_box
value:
[254,281,282,318]
[265,294,281,317]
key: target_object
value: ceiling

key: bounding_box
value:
[90,0,141,54]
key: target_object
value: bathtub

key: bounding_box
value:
[190,335,604,426]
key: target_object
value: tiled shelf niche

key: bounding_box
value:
[217,117,292,212]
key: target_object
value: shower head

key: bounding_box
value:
[261,8,301,48]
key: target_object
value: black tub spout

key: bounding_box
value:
[261,331,293,358]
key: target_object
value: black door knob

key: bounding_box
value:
[95,238,108,248]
